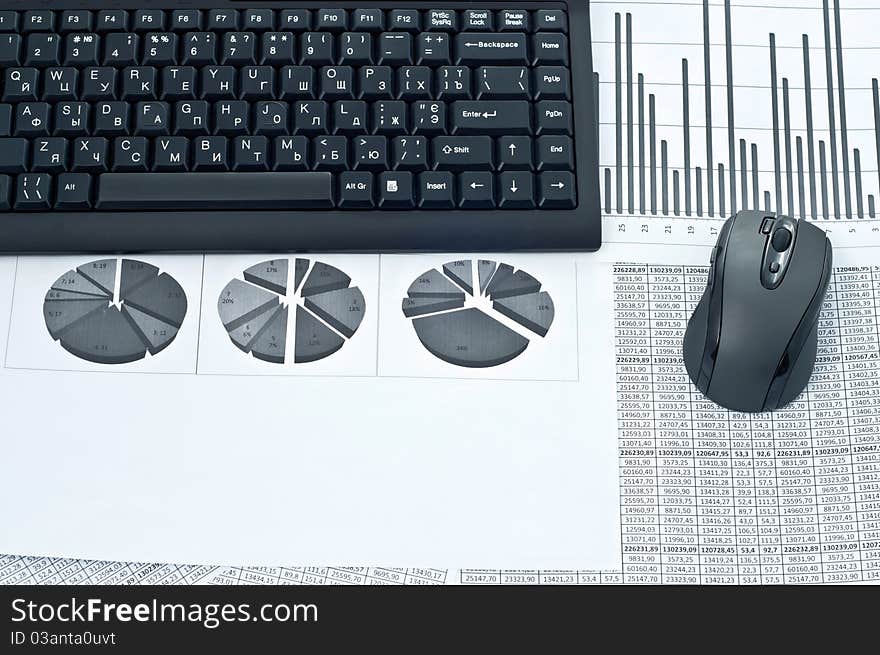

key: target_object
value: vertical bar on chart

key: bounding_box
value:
[639,74,645,214]
[770,35,782,215]
[855,149,864,218]
[650,94,657,215]
[833,0,852,218]
[682,59,691,216]
[719,164,726,218]
[593,72,600,161]
[605,168,612,214]
[740,139,748,210]
[803,35,817,220]
[662,140,669,215]
[823,0,841,218]
[696,167,703,217]
[702,0,714,216]
[673,171,680,216]
[820,141,829,219]
[797,137,806,219]
[751,144,760,210]
[627,13,634,214]
[873,80,880,208]
[870,195,876,218]
[615,13,623,214]
[725,0,736,215]
[783,79,794,217]
[765,191,771,212]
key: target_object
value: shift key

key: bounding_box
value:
[455,33,528,65]
[451,101,532,135]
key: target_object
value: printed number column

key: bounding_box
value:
[753,407,782,584]
[820,267,869,582]
[859,267,880,580]
[730,408,760,584]
[614,264,661,583]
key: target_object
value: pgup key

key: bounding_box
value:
[476,67,531,99]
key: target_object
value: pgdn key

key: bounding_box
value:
[451,101,531,135]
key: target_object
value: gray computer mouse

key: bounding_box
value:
[683,210,832,413]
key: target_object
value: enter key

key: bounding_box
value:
[451,101,532,135]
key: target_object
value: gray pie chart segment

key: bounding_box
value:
[244,259,288,295]
[59,305,147,365]
[120,259,160,296]
[402,296,465,318]
[44,298,108,339]
[411,307,529,368]
[487,269,542,300]
[477,260,497,294]
[443,260,474,295]
[77,259,117,296]
[45,288,108,302]
[218,279,279,330]
[251,305,288,364]
[300,262,351,297]
[493,291,556,337]
[122,304,180,355]
[51,270,111,298]
[295,305,344,363]
[227,305,282,352]
[303,286,365,338]
[484,263,514,296]
[122,272,188,328]
[408,268,466,299]
[294,258,310,293]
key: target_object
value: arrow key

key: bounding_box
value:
[498,171,534,209]
[497,136,533,171]
[539,171,576,209]
[458,172,494,209]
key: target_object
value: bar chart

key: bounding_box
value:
[592,0,880,221]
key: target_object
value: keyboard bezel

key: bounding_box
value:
[0,0,600,253]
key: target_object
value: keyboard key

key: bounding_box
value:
[536,135,574,170]
[476,67,531,99]
[280,10,311,31]
[392,135,427,170]
[0,138,29,173]
[352,10,384,33]
[97,172,335,209]
[499,10,531,32]
[22,11,54,34]
[194,136,229,171]
[171,10,202,33]
[15,173,52,209]
[539,171,576,208]
[418,171,454,208]
[273,135,308,170]
[104,33,138,66]
[55,172,93,209]
[25,33,61,66]
[0,11,19,33]
[60,11,93,33]
[535,100,572,135]
[462,10,493,31]
[300,32,334,66]
[112,136,148,171]
[233,135,268,170]
[72,137,108,172]
[457,171,494,208]
[497,135,533,170]
[436,66,470,100]
[338,170,374,208]
[451,100,531,135]
[532,33,568,65]
[416,33,450,66]
[207,9,240,32]
[432,136,493,170]
[0,104,11,135]
[243,9,275,32]
[455,33,527,65]
[534,66,570,100]
[378,33,411,66]
[96,10,129,32]
[498,171,535,208]
[316,9,348,32]
[133,10,165,33]
[353,135,387,170]
[426,10,457,32]
[536,10,567,32]
[388,10,420,33]
[3,68,39,102]
[378,171,413,208]
[0,34,21,67]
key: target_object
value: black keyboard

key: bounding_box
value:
[0,2,599,253]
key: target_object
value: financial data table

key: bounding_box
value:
[613,263,880,584]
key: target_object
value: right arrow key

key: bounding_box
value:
[538,171,576,209]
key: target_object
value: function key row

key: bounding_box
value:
[0,9,568,34]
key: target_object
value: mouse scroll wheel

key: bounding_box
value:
[771,227,792,252]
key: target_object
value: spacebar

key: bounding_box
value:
[96,173,334,210]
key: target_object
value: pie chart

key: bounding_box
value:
[402,260,555,368]
[218,259,365,364]
[43,258,187,364]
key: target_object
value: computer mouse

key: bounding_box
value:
[683,210,832,413]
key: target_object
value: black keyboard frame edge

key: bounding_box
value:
[0,0,600,254]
